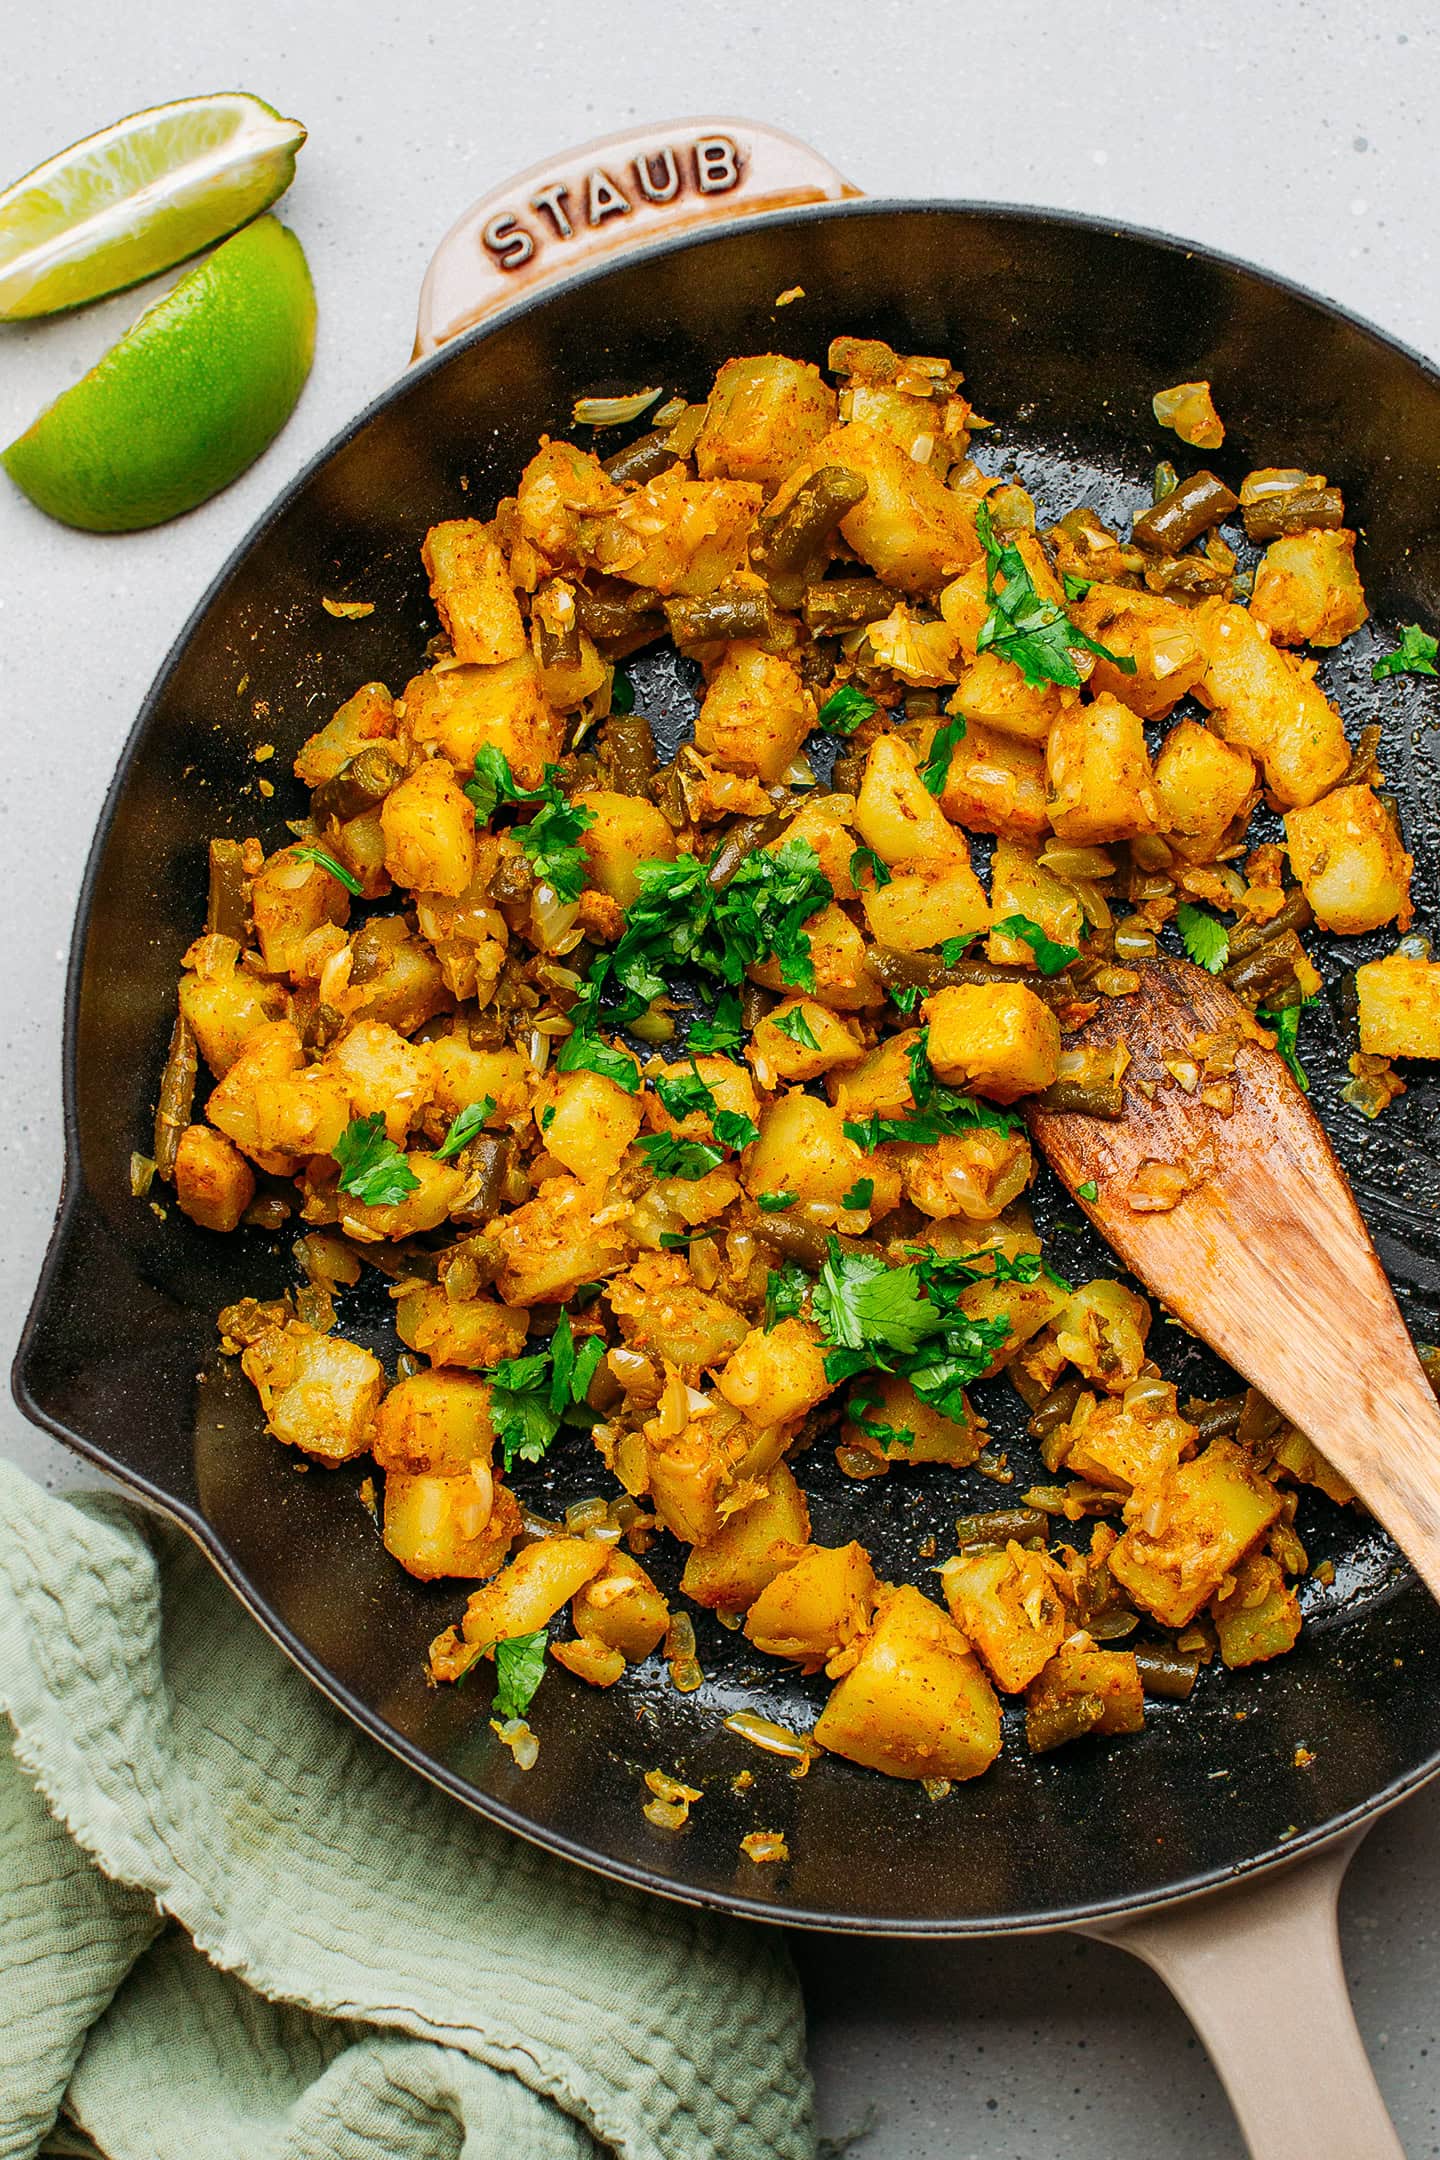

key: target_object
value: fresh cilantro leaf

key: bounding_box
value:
[333,1114,421,1207]
[1175,901,1230,975]
[465,749,594,901]
[1077,1179,1099,1202]
[1372,624,1439,681]
[758,1191,797,1212]
[539,1103,555,1132]
[817,684,877,736]
[1259,1000,1311,1092]
[771,1006,821,1051]
[602,841,833,1016]
[434,1096,496,1161]
[809,1236,1010,1422]
[610,667,636,714]
[1062,572,1093,602]
[292,844,363,896]
[765,1263,809,1329]
[990,912,1079,976]
[655,1068,716,1121]
[688,992,744,1054]
[849,844,892,891]
[555,1032,641,1092]
[493,1631,548,1721]
[815,1245,939,1360]
[659,1230,698,1249]
[921,716,967,797]
[842,1177,874,1210]
[938,929,985,966]
[712,1108,760,1151]
[974,499,1136,688]
[890,982,921,1012]
[489,1313,604,1471]
[464,743,525,822]
[636,1131,726,1179]
[839,1032,1023,1150]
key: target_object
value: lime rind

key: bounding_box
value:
[0,91,305,319]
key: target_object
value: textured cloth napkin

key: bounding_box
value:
[0,1462,815,2160]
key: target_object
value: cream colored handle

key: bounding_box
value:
[1079,1832,1404,2159]
[413,117,860,356]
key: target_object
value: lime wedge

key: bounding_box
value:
[0,91,305,319]
[2,215,316,530]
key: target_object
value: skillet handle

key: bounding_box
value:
[413,119,861,357]
[1077,1830,1404,2160]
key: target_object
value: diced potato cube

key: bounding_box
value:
[1211,1549,1302,1667]
[748,998,863,1083]
[294,681,396,787]
[425,1039,533,1124]
[985,838,1085,968]
[948,1267,1068,1376]
[1109,1439,1283,1627]
[936,718,1050,842]
[1060,1384,1196,1491]
[486,1174,633,1306]
[814,1584,1003,1782]
[574,789,676,907]
[585,467,762,596]
[1154,719,1259,860]
[371,1369,497,1475]
[344,916,452,1037]
[241,1323,384,1463]
[643,1399,788,1545]
[173,1123,255,1232]
[1071,584,1206,719]
[923,982,1061,1103]
[766,796,858,899]
[841,1370,983,1468]
[394,1286,529,1370]
[828,1029,918,1120]
[862,859,990,954]
[1271,1422,1356,1505]
[855,733,968,869]
[516,439,620,567]
[1054,1280,1151,1392]
[180,956,281,1079]
[534,620,608,715]
[607,1253,750,1375]
[539,1067,644,1182]
[694,642,816,784]
[899,1127,1033,1221]
[1191,600,1349,807]
[1250,529,1368,649]
[680,1460,811,1610]
[248,1067,350,1161]
[947,652,1077,744]
[422,519,528,666]
[643,1054,758,1141]
[327,1021,434,1144]
[1025,1642,1144,1752]
[384,1471,521,1581]
[1046,692,1163,844]
[805,422,980,593]
[745,1541,879,1669]
[572,1550,669,1662]
[339,1154,466,1242]
[694,353,836,491]
[1356,948,1440,1060]
[716,1318,832,1425]
[381,757,478,898]
[940,1545,1067,1692]
[748,900,887,1009]
[251,846,350,978]
[743,1090,869,1209]
[1284,784,1413,936]
[207,1020,307,1173]
[404,656,563,789]
[460,1535,610,1644]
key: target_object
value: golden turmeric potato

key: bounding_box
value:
[380,757,477,898]
[339,1154,467,1243]
[327,1021,434,1144]
[748,901,887,1009]
[643,1053,759,1141]
[1025,1642,1145,1751]
[1250,529,1367,648]
[935,717,1050,842]
[241,1322,384,1463]
[344,916,452,1037]
[585,467,762,596]
[250,1067,351,1162]
[1154,719,1259,860]
[695,642,816,784]
[1054,1279,1152,1392]
[984,839,1086,969]
[422,519,528,666]
[923,982,1061,1103]
[642,1395,788,1546]
[940,1545,1067,1693]
[694,353,836,491]
[459,1535,610,1645]
[404,656,563,789]
[180,950,282,1079]
[394,1285,529,1370]
[814,1584,1003,1782]
[383,1471,521,1582]
[1284,784,1413,936]
[766,793,858,899]
[206,1020,307,1174]
[571,1549,670,1662]
[810,421,980,593]
[607,1253,749,1376]
[841,1370,983,1468]
[251,846,350,977]
[1059,1383,1197,1492]
[539,1066,644,1182]
[173,1123,255,1232]
[515,439,620,567]
[742,1090,870,1209]
[861,858,991,954]
[1046,693,1163,844]
[574,789,676,907]
[747,998,863,1084]
[855,733,967,868]
[370,1369,497,1475]
[1071,583,1206,719]
[899,1126,1033,1221]
[1356,947,1440,1058]
[1211,1549,1302,1667]
[680,1461,811,1611]
[1109,1439,1282,1628]
[745,1542,879,1669]
[294,680,396,787]
[716,1317,832,1425]
[947,652,1077,744]
[425,1038,533,1124]
[486,1174,633,1307]
[827,1029,918,1120]
[1191,599,1349,807]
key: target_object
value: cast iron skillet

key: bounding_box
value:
[16,120,1440,2157]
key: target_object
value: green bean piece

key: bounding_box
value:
[153,1010,199,1181]
[309,745,402,827]
[707,812,788,889]
[1242,485,1345,543]
[802,577,894,634]
[1036,1072,1125,1117]
[1225,892,1313,962]
[1027,1377,1086,1445]
[752,466,868,608]
[1027,1692,1106,1754]
[756,1214,830,1271]
[206,838,248,940]
[954,1505,1052,1553]
[1088,1608,1140,1642]
[533,581,582,668]
[1134,1644,1201,1700]
[872,945,943,993]
[1237,1386,1284,1452]
[1188,1393,1247,1444]
[665,583,777,647]
[600,714,658,797]
[740,981,773,1033]
[573,581,666,656]
[446,1141,514,1226]
[1144,555,1231,598]
[1132,471,1240,555]
[1221,934,1306,1006]
[602,429,682,487]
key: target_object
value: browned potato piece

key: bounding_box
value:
[1250,529,1368,648]
[643,1054,758,1141]
[394,1285,529,1370]
[607,1253,750,1376]
[585,468,762,596]
[251,846,350,977]
[572,1549,670,1662]
[371,1369,497,1475]
[345,916,453,1037]
[339,1155,467,1243]
[1154,719,1259,861]
[174,1123,255,1232]
[1109,1439,1282,1628]
[294,681,396,787]
[422,519,528,665]
[748,901,887,1009]
[327,1020,434,1144]
[516,439,621,567]
[841,1370,983,1468]
[947,652,1077,744]
[695,643,816,783]
[1060,1384,1196,1492]
[459,1536,610,1645]
[383,1472,521,1581]
[748,998,863,1085]
[180,949,283,1080]
[940,1545,1067,1692]
[862,859,990,954]
[207,1020,307,1174]
[642,1397,789,1546]
[745,1542,879,1669]
[1191,599,1349,807]
[1356,948,1440,1058]
[426,1039,533,1124]
[923,982,1061,1103]
[574,789,676,907]
[855,733,967,868]
[743,1090,870,1210]
[1025,1642,1145,1752]
[250,1066,351,1162]
[539,1067,644,1182]
[766,795,858,899]
[404,656,563,789]
[680,1461,811,1611]
[1054,1280,1151,1392]
[898,1126,1033,1221]
[241,1321,384,1463]
[828,1031,918,1121]
[694,354,836,491]
[936,718,1050,843]
[814,1584,1003,1782]
[1284,784,1413,936]
[1211,1549,1302,1667]
[985,840,1085,968]
[1046,693,1163,844]
[1071,583,1206,719]
[807,421,981,593]
[381,757,477,898]
[716,1318,832,1425]
[487,1174,634,1306]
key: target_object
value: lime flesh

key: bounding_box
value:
[0,91,305,319]
[1,215,317,531]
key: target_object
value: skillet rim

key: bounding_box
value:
[15,192,1440,1936]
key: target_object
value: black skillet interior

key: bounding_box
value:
[18,202,1440,1933]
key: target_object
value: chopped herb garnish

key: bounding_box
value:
[921,716,967,796]
[292,844,362,896]
[1077,1179,1099,1202]
[811,1237,1010,1423]
[758,1190,798,1212]
[489,1313,605,1471]
[493,1631,548,1721]
[1175,902,1230,975]
[1259,1000,1311,1092]
[333,1114,420,1207]
[688,992,745,1054]
[465,749,594,900]
[772,1006,821,1051]
[849,844,892,890]
[764,1262,810,1329]
[610,667,636,714]
[990,911,1079,976]
[434,1096,496,1161]
[816,684,877,736]
[974,499,1136,688]
[1061,572,1093,602]
[890,982,922,1012]
[842,1177,875,1210]
[654,1068,716,1121]
[1372,624,1439,682]
[847,1390,917,1453]
[842,1031,1024,1152]
[938,929,985,966]
[540,1104,555,1132]
[712,1108,760,1151]
[635,1131,726,1179]
[555,1032,641,1092]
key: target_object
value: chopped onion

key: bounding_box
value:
[572,387,663,428]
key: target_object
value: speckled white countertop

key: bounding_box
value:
[5,4,1440,2151]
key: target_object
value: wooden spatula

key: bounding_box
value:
[1026,952,1440,1600]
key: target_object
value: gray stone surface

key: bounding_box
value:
[3,2,1439,2150]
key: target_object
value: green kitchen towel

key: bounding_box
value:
[0,1462,815,2160]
